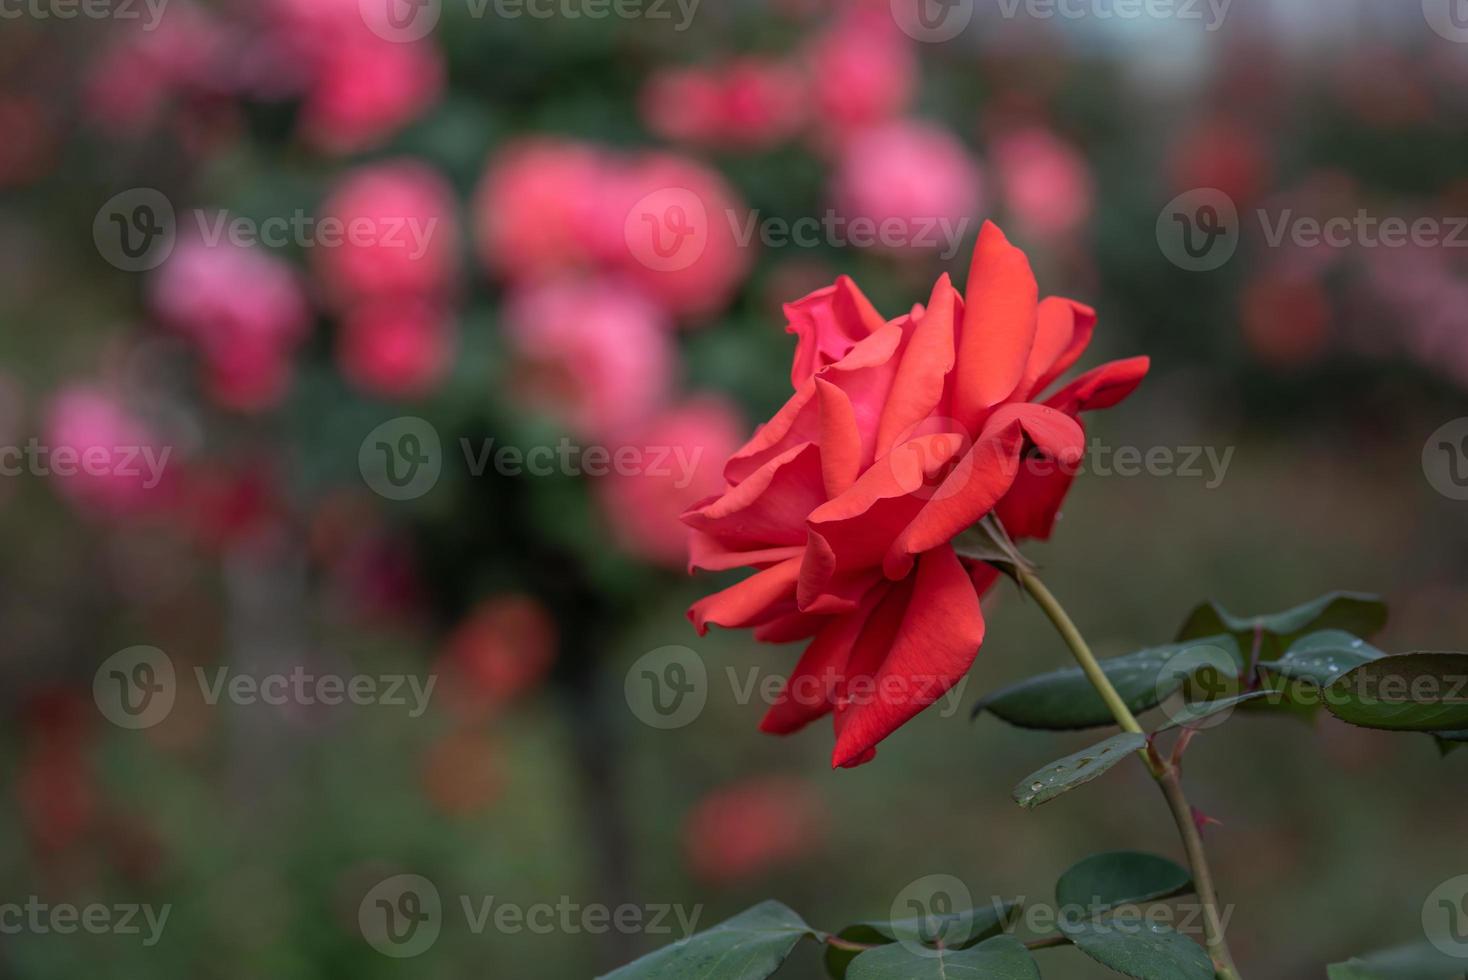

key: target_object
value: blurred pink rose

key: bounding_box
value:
[598,397,744,568]
[831,120,982,255]
[502,279,675,440]
[614,152,752,319]
[475,137,612,282]
[642,58,806,151]
[681,776,825,885]
[82,2,232,134]
[315,160,459,309]
[150,235,312,412]
[993,126,1093,240]
[43,386,173,518]
[803,8,915,145]
[337,300,456,400]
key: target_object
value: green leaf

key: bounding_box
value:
[1054,851,1194,914]
[1062,919,1215,980]
[1260,630,1386,686]
[1327,940,1468,979]
[823,903,1022,978]
[1012,733,1147,808]
[1177,592,1388,655]
[847,934,1040,980]
[952,515,1036,580]
[599,901,816,980]
[976,636,1243,731]
[1324,653,1468,732]
[1434,730,1468,756]
[1155,691,1271,732]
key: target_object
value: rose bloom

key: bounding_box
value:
[831,120,982,256]
[681,776,825,885]
[337,300,456,400]
[315,160,459,309]
[43,385,175,518]
[502,279,674,440]
[992,126,1094,241]
[803,7,915,145]
[641,58,806,151]
[437,595,559,722]
[597,397,745,568]
[684,223,1148,767]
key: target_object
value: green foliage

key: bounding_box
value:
[1012,733,1148,808]
[1060,920,1216,980]
[1054,852,1194,913]
[1327,941,1468,979]
[1324,653,1468,731]
[822,902,1021,978]
[845,935,1039,979]
[597,902,815,980]
[1176,592,1389,659]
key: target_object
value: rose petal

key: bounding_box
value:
[688,556,803,635]
[954,222,1039,431]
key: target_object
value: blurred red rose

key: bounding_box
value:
[17,692,96,856]
[438,595,559,720]
[681,776,825,885]
[1241,271,1330,370]
[685,222,1148,767]
[598,397,745,568]
[315,160,460,309]
[831,119,982,256]
[337,300,456,400]
[642,57,807,151]
[0,95,53,187]
[1167,115,1272,206]
[503,278,674,440]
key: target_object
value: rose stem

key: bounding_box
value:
[1015,566,1243,980]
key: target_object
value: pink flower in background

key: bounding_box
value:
[681,776,825,885]
[475,138,612,283]
[337,301,456,400]
[598,398,745,568]
[502,279,674,439]
[315,160,459,309]
[993,126,1094,241]
[803,8,915,145]
[437,595,559,722]
[831,120,982,254]
[1167,115,1272,206]
[150,235,311,412]
[613,153,753,319]
[43,386,173,518]
[642,58,807,151]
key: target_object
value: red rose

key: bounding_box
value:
[684,222,1148,768]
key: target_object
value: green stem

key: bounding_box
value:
[1015,566,1242,980]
